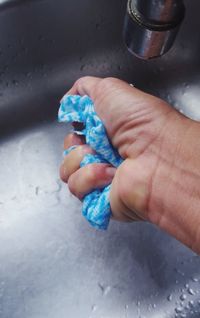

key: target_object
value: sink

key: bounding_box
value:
[0,0,200,317]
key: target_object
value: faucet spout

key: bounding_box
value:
[123,0,185,59]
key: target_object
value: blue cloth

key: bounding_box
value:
[58,94,123,229]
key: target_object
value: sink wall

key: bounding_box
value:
[0,1,200,317]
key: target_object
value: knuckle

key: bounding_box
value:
[64,133,85,149]
[68,175,77,196]
[72,145,92,159]
[64,133,74,146]
[74,145,87,159]
[85,165,96,183]
[59,164,69,183]
[74,77,83,87]
[100,77,119,88]
[76,145,94,159]
[96,77,120,97]
[75,76,91,88]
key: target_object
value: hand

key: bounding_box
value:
[60,76,200,254]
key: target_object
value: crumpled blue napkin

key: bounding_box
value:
[58,94,123,229]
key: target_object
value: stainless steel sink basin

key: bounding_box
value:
[0,0,200,317]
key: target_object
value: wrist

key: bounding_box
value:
[148,114,200,253]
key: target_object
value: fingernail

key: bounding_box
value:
[106,167,116,178]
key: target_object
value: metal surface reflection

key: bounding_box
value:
[0,0,199,317]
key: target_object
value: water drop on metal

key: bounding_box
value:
[189,300,194,307]
[175,307,182,313]
[91,305,97,312]
[188,288,195,296]
[180,294,187,301]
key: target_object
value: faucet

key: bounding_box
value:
[123,0,185,59]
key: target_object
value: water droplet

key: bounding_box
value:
[183,82,189,89]
[91,305,97,312]
[35,187,39,195]
[167,94,173,104]
[98,283,111,296]
[175,307,183,313]
[185,284,189,289]
[175,268,185,276]
[180,314,186,318]
[124,304,129,318]
[152,303,156,309]
[167,294,173,301]
[22,47,28,53]
[188,288,195,296]
[12,79,18,86]
[137,301,141,307]
[38,35,44,41]
[80,64,85,71]
[104,286,111,295]
[192,277,198,282]
[180,294,187,301]
[3,65,8,72]
[189,300,194,307]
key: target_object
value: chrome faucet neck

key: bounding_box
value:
[123,0,185,59]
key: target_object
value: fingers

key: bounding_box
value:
[60,145,94,183]
[68,163,116,200]
[61,132,87,182]
[66,76,102,100]
[61,131,116,201]
[63,133,85,150]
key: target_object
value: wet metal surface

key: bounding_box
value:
[0,0,200,317]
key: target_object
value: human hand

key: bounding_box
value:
[60,77,200,253]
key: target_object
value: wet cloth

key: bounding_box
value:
[58,94,123,229]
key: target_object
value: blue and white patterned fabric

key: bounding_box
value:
[58,94,123,230]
